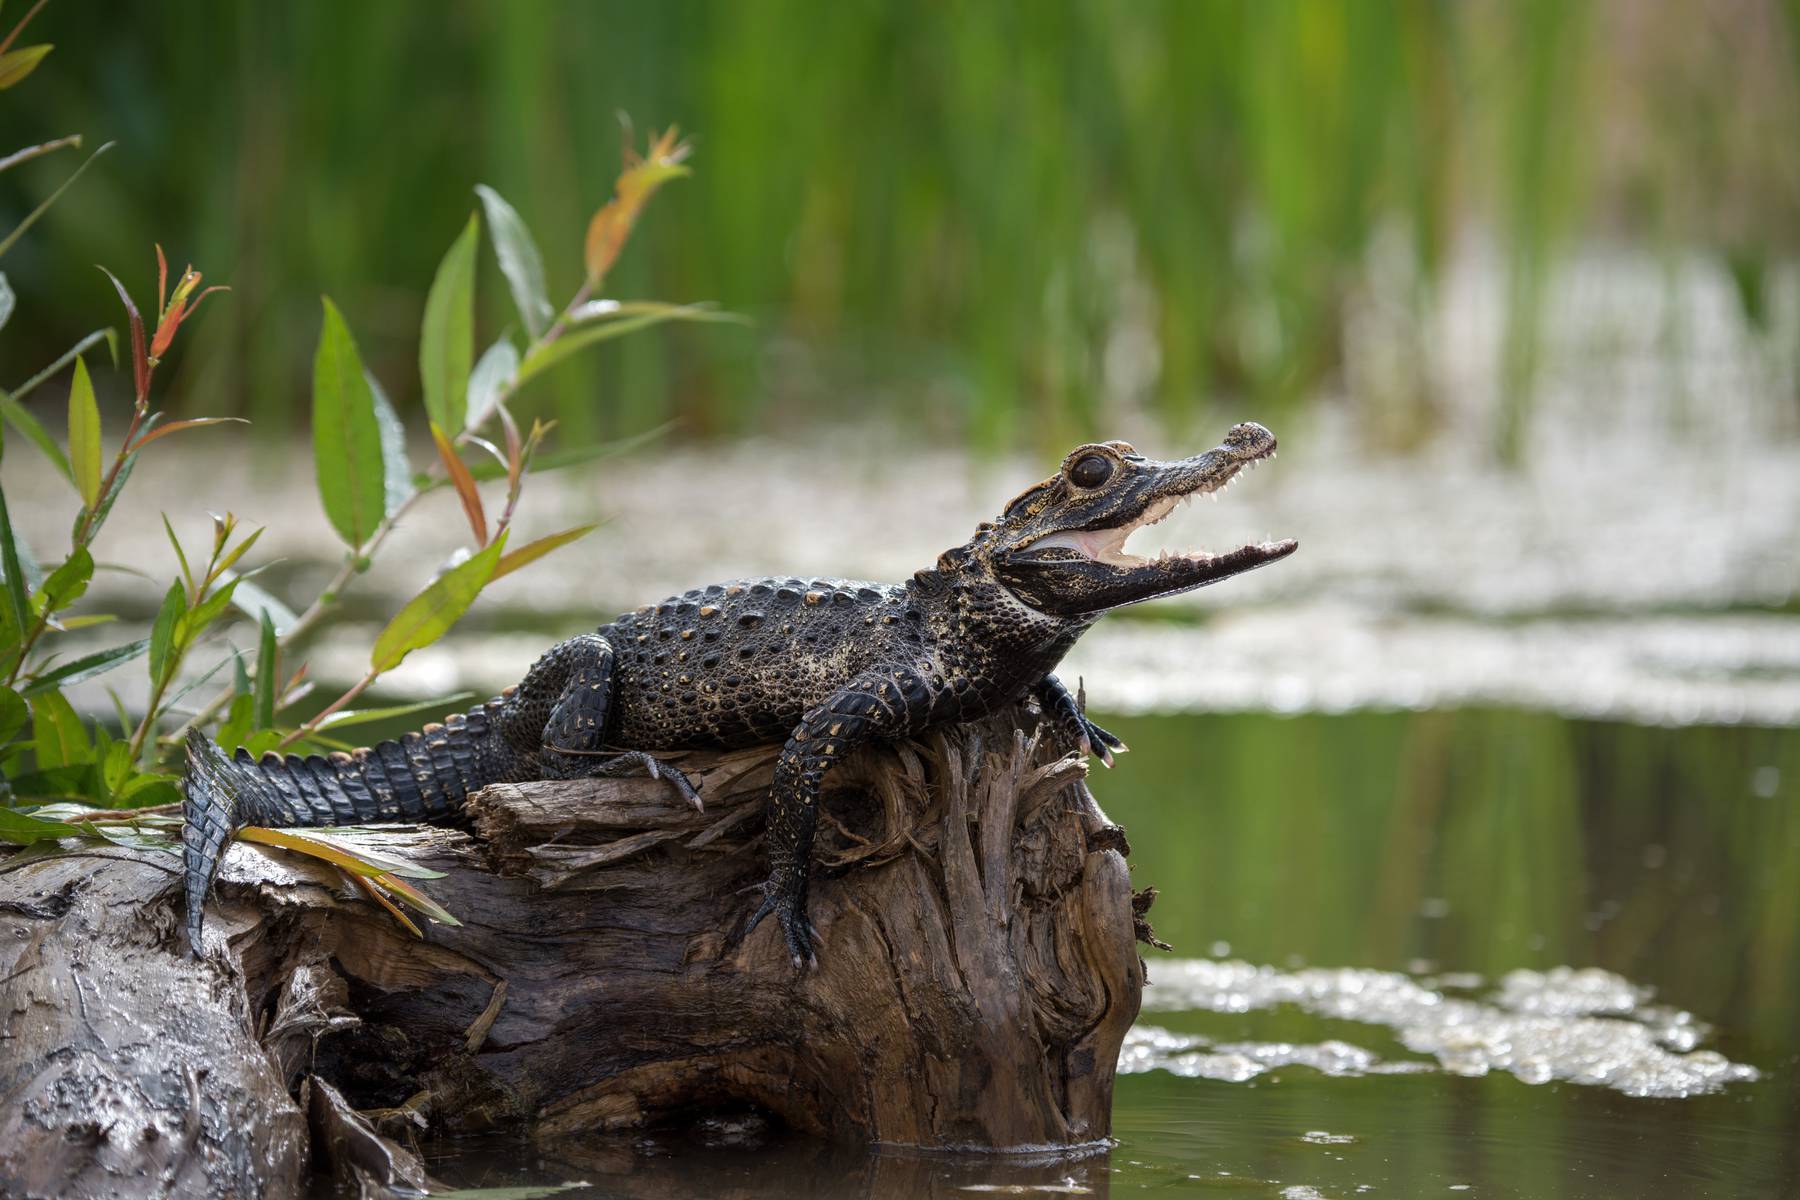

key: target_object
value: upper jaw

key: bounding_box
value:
[1016,421,1288,571]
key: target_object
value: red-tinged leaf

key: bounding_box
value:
[491,524,598,582]
[155,244,169,316]
[341,872,421,937]
[582,128,691,285]
[126,416,248,454]
[97,266,148,405]
[430,422,487,547]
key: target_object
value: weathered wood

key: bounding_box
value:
[0,707,1147,1197]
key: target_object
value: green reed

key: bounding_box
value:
[2,0,1795,456]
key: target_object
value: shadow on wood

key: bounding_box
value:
[0,706,1149,1197]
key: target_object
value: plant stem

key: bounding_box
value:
[277,669,376,749]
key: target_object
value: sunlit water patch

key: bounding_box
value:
[1125,960,1759,1099]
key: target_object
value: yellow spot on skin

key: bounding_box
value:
[829,723,842,736]
[700,605,719,618]
[726,585,743,596]
[804,591,824,605]
[823,744,837,755]
[680,630,695,640]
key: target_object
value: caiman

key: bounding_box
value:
[182,423,1296,966]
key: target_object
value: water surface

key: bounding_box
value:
[412,707,1799,1198]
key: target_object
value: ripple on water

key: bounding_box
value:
[1125,959,1758,1099]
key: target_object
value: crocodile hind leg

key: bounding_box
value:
[529,633,702,811]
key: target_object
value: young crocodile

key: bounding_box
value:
[181,423,1296,964]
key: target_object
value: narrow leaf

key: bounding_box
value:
[473,185,552,339]
[0,270,12,331]
[1,392,72,481]
[96,259,147,403]
[147,578,185,684]
[0,43,50,90]
[377,871,463,926]
[19,638,148,697]
[366,371,414,518]
[229,576,298,636]
[370,534,506,673]
[515,304,739,387]
[0,141,112,262]
[126,416,247,454]
[10,327,116,402]
[0,808,72,846]
[66,355,100,506]
[491,524,597,582]
[0,481,30,638]
[430,422,486,546]
[311,297,386,549]
[31,546,91,615]
[420,211,478,435]
[30,687,89,767]
[351,873,423,937]
[238,824,445,879]
[253,609,276,729]
[0,684,25,743]
[316,692,475,732]
[465,337,519,432]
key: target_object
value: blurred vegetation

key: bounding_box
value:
[2,0,1798,455]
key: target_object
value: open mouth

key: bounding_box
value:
[1028,455,1294,569]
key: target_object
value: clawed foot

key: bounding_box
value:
[744,884,821,971]
[573,749,704,813]
[1072,714,1127,768]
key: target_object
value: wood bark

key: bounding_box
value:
[0,706,1149,1198]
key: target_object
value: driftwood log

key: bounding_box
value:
[0,707,1150,1198]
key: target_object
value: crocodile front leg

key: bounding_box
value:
[746,668,928,969]
[1034,674,1127,767]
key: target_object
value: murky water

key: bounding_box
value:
[400,708,1799,1199]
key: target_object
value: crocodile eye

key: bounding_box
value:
[1069,454,1112,488]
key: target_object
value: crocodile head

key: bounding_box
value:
[967,422,1297,617]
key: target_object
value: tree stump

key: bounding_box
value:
[0,706,1148,1198]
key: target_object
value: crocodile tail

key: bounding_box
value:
[180,707,495,955]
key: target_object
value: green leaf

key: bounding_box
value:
[462,421,670,484]
[474,185,552,339]
[66,355,101,506]
[229,576,298,636]
[420,211,479,436]
[0,43,50,90]
[316,692,476,732]
[78,444,139,543]
[147,579,185,684]
[491,524,597,582]
[0,807,72,846]
[515,304,738,388]
[186,578,240,640]
[0,481,30,640]
[253,609,276,729]
[10,327,116,402]
[311,297,387,549]
[0,270,12,331]
[365,371,414,518]
[20,637,149,697]
[0,684,25,743]
[1,391,72,482]
[0,133,83,176]
[370,535,506,674]
[30,688,90,768]
[217,692,252,751]
[465,337,519,431]
[0,140,112,262]
[30,546,91,616]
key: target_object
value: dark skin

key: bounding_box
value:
[182,423,1296,964]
